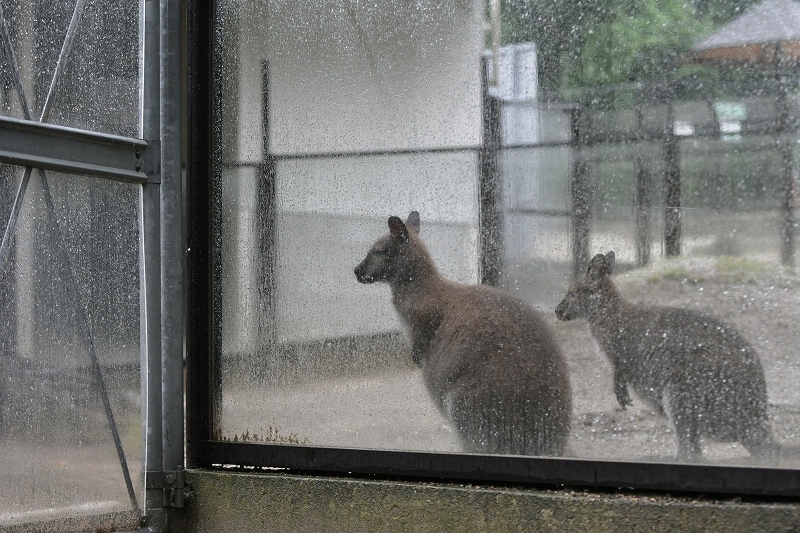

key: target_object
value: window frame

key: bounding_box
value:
[184,0,800,499]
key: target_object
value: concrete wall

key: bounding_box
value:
[178,470,800,533]
[217,0,484,351]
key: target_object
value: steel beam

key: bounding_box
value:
[0,115,150,183]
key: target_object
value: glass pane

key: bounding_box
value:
[213,0,800,468]
[0,0,139,136]
[0,166,141,525]
[214,0,482,451]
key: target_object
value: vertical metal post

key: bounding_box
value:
[776,43,795,267]
[479,55,503,287]
[206,0,226,439]
[140,0,164,527]
[139,0,184,524]
[664,89,682,258]
[570,105,592,280]
[160,0,185,516]
[259,60,276,346]
[634,84,651,267]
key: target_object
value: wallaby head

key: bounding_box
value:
[555,251,616,321]
[354,211,429,285]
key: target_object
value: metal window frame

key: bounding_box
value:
[184,0,800,501]
[0,0,184,529]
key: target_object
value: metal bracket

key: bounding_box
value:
[142,139,161,183]
[146,467,187,508]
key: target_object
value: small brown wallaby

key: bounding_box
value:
[555,251,774,461]
[354,212,572,456]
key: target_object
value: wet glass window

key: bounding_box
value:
[209,0,800,469]
[0,0,142,528]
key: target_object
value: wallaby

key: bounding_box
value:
[354,212,572,456]
[555,251,774,461]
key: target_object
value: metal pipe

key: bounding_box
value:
[0,167,31,268]
[141,0,165,527]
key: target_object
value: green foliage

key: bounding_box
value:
[501,0,762,91]
[571,0,708,87]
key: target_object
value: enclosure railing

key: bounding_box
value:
[500,79,799,280]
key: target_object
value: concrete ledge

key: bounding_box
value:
[179,469,800,533]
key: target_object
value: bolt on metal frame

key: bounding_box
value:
[0,0,184,529]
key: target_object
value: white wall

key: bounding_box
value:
[219,0,484,349]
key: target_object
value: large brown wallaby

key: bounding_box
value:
[555,251,774,461]
[354,212,572,456]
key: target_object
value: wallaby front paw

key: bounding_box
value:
[615,385,632,410]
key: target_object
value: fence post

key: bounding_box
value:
[480,56,503,287]
[634,84,652,267]
[664,88,682,258]
[777,44,795,267]
[570,105,592,280]
[259,60,277,345]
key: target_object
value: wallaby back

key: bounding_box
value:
[356,212,572,456]
[556,251,773,461]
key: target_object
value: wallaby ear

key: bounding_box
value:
[604,251,616,274]
[388,216,409,241]
[406,211,420,233]
[588,253,607,280]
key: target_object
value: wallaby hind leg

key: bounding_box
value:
[449,392,525,455]
[742,423,777,462]
[447,392,490,454]
[672,409,703,461]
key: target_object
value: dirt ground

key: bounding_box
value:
[219,254,800,467]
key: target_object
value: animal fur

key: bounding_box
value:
[555,251,774,461]
[355,212,571,456]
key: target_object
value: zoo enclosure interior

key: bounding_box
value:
[186,0,800,496]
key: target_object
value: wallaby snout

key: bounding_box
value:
[353,257,375,284]
[554,296,571,321]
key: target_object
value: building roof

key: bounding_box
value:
[694,0,800,50]
[691,0,800,63]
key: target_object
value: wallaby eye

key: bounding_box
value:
[373,248,388,256]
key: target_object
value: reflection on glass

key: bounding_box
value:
[214,0,800,467]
